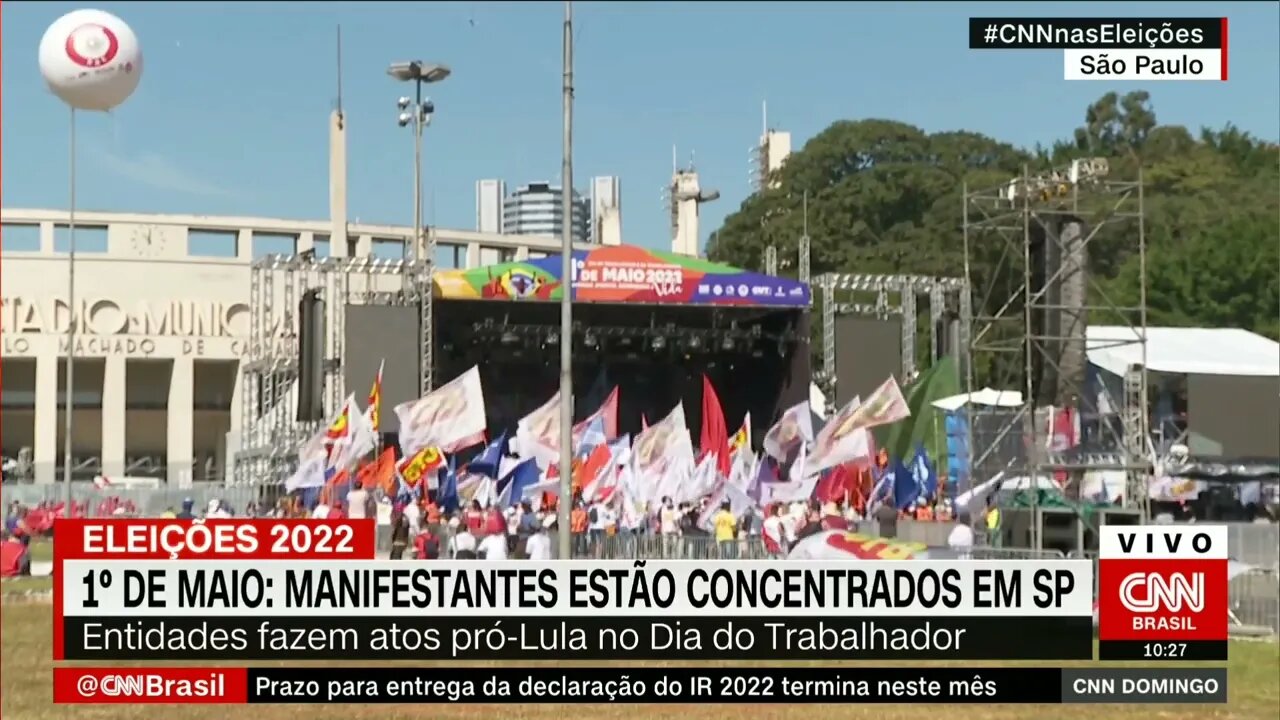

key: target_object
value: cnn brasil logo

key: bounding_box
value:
[1098,525,1228,652]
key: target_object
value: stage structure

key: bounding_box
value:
[431,244,813,441]
[962,160,1149,540]
[815,273,969,411]
[235,253,430,485]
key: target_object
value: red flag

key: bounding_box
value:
[574,386,620,440]
[815,463,857,504]
[699,375,731,477]
[359,447,397,496]
[1049,406,1077,488]
[573,443,612,498]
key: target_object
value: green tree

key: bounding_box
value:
[707,91,1280,368]
[1110,213,1280,339]
[706,119,1025,279]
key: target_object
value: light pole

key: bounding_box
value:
[389,61,449,393]
[63,109,78,505]
[38,11,142,501]
[556,0,575,559]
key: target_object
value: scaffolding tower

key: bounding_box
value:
[235,254,431,485]
[815,273,969,413]
[962,160,1149,542]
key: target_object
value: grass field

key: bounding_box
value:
[27,540,53,565]
[2,601,1276,720]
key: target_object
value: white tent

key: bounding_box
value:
[931,388,1024,412]
[1087,326,1280,377]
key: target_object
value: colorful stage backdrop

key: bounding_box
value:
[433,245,811,308]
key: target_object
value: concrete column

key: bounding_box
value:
[466,242,481,269]
[34,355,58,484]
[354,233,372,257]
[39,222,55,253]
[329,109,349,257]
[101,356,126,477]
[167,357,194,485]
[236,229,254,261]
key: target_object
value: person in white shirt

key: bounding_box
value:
[947,521,975,559]
[762,505,786,558]
[525,519,553,560]
[403,501,422,535]
[597,503,617,534]
[478,532,508,560]
[310,502,331,520]
[346,484,369,520]
[450,527,478,559]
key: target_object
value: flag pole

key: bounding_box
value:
[555,0,575,559]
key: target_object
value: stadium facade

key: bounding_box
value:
[0,207,588,486]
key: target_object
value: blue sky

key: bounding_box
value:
[3,1,1277,252]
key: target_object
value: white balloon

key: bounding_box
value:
[38,9,142,112]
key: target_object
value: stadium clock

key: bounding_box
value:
[130,225,164,257]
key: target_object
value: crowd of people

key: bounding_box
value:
[290,483,971,562]
[0,466,984,576]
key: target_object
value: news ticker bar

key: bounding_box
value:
[59,615,1095,661]
[968,18,1224,49]
[55,666,1229,705]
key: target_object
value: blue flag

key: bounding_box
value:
[911,445,937,502]
[498,459,541,508]
[892,458,918,510]
[576,416,607,459]
[395,476,421,506]
[299,486,322,510]
[437,456,460,514]
[468,431,509,478]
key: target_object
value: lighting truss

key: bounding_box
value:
[815,272,969,412]
[962,161,1149,534]
[236,252,430,486]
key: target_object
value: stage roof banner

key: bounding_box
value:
[433,244,811,308]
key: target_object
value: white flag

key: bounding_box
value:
[807,379,904,475]
[285,455,327,492]
[759,475,821,506]
[762,402,814,461]
[685,454,722,504]
[633,402,695,475]
[329,396,378,472]
[395,366,487,455]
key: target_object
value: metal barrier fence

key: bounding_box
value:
[0,482,266,518]
[1226,523,1280,570]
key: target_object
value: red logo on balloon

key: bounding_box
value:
[64,24,120,69]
